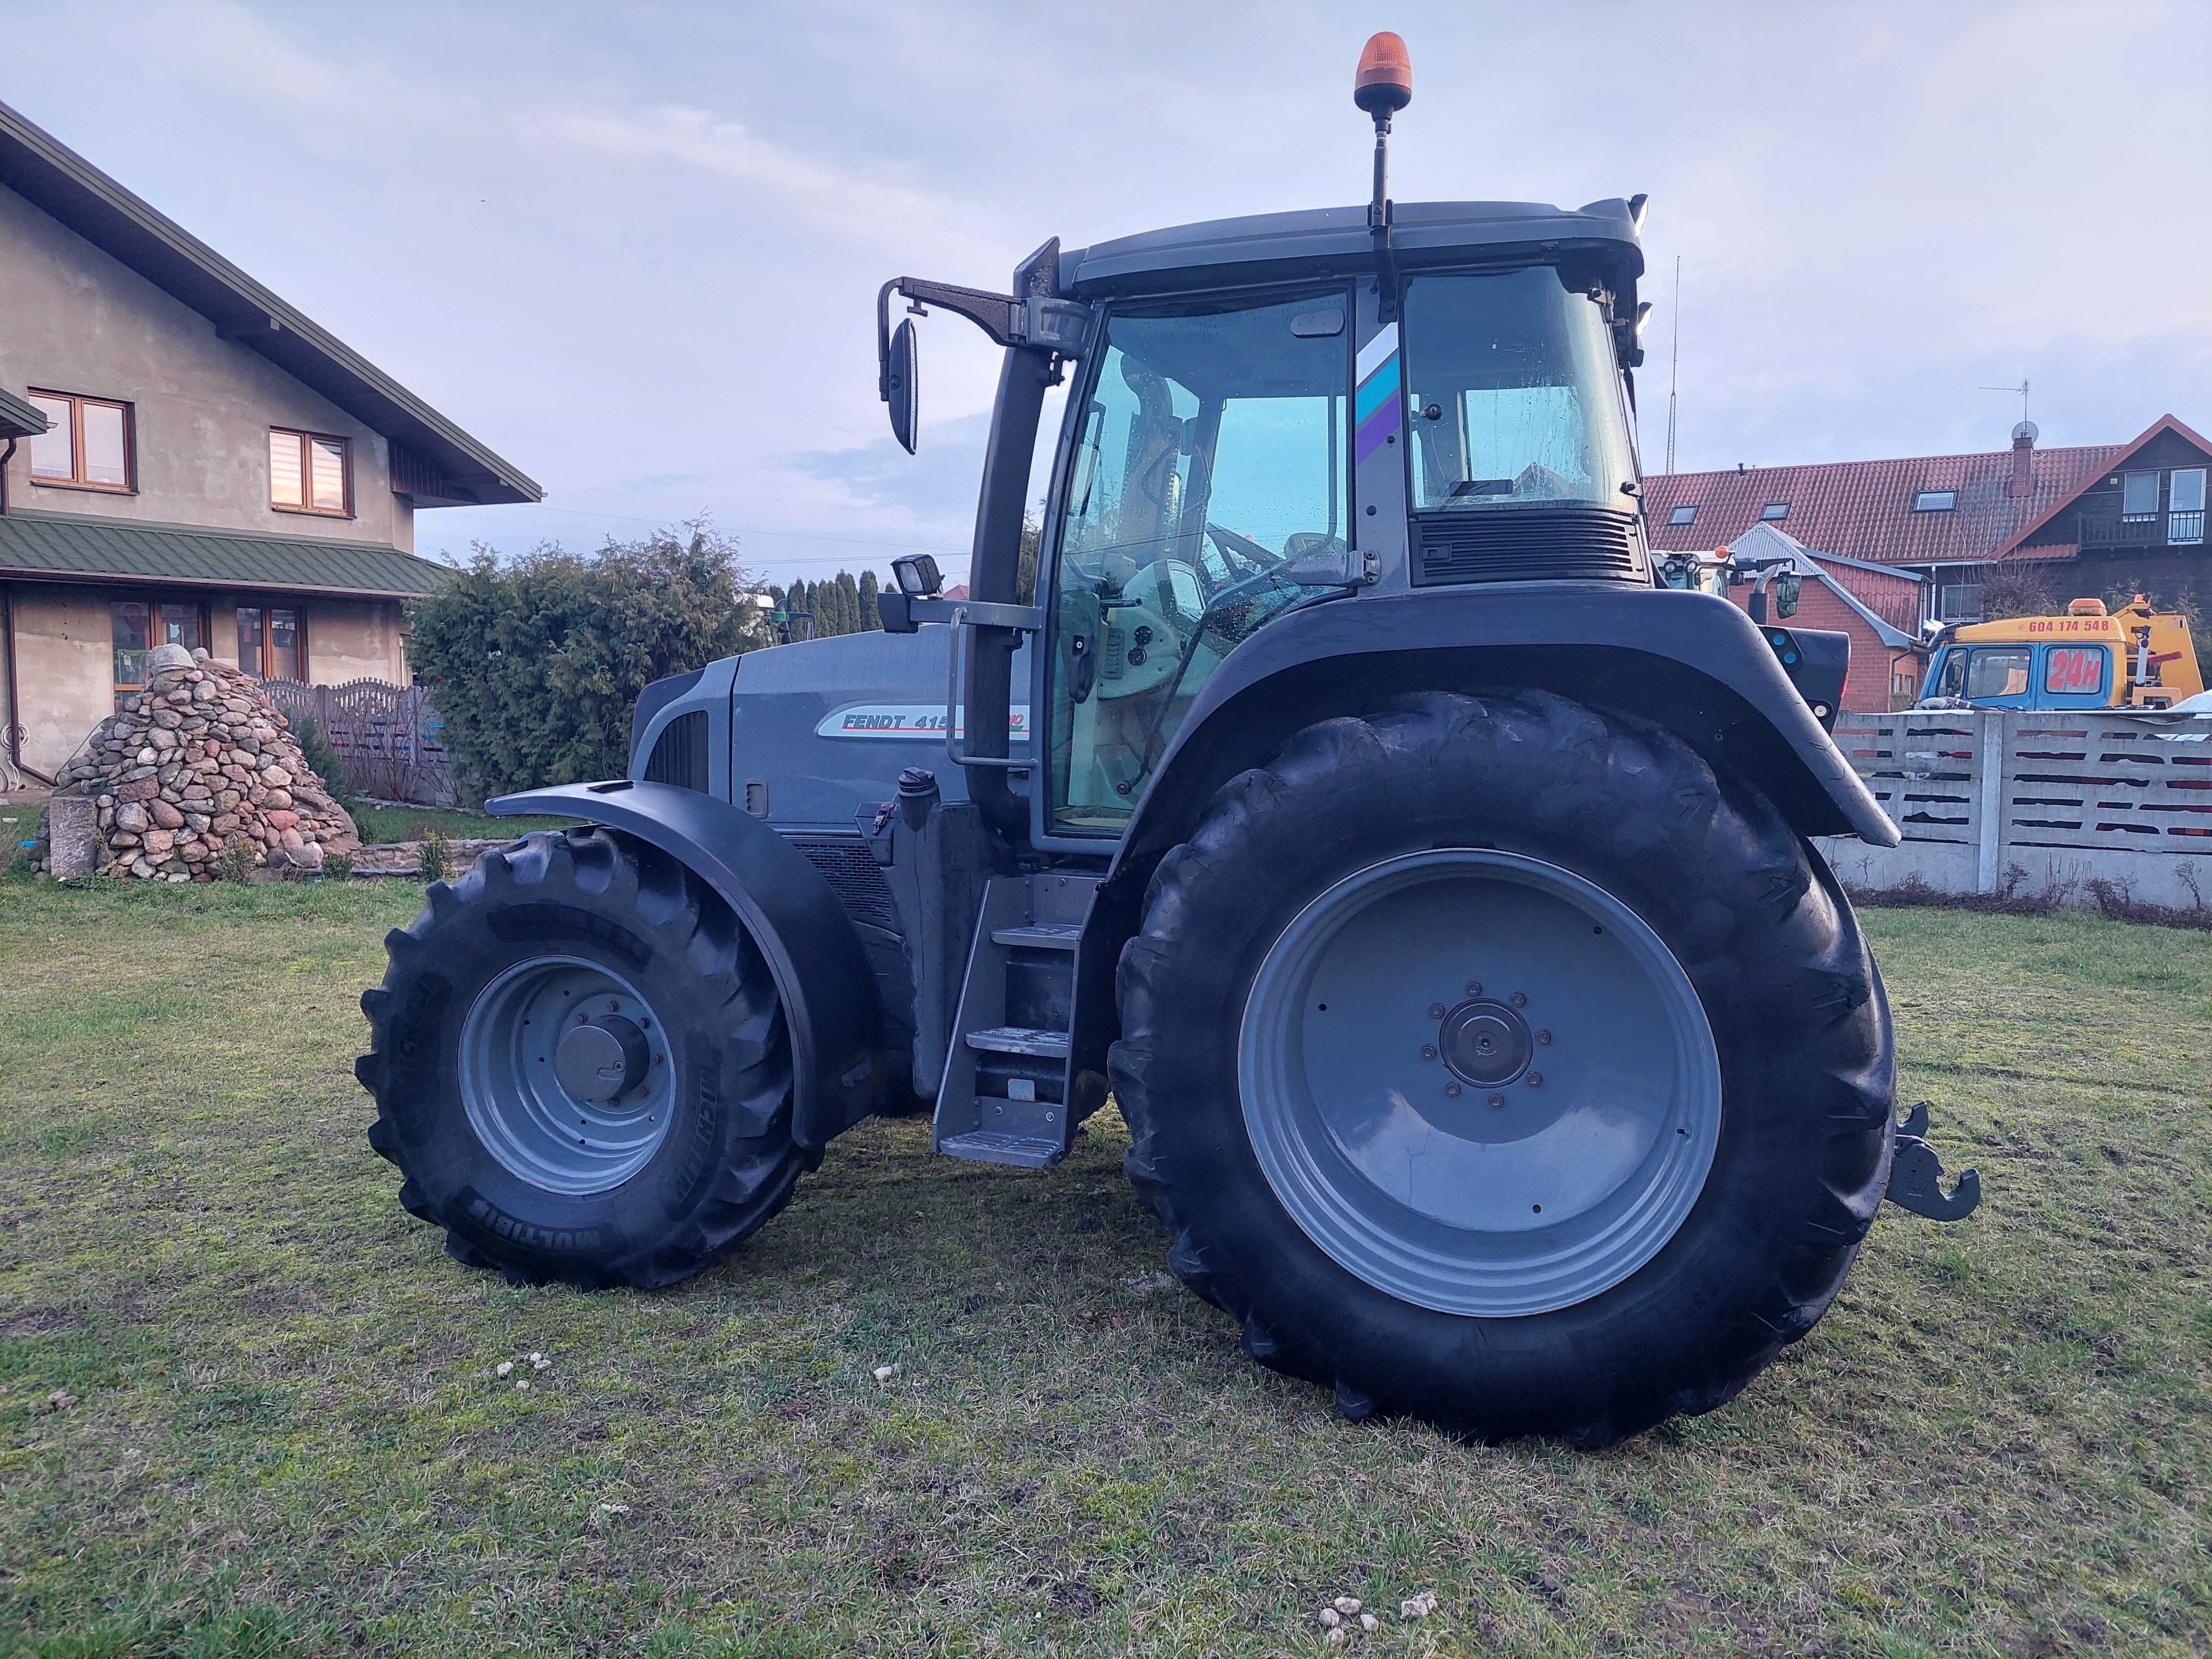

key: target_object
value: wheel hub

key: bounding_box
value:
[1439,999,1531,1086]
[554,1016,649,1103]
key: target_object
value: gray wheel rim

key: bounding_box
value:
[460,955,676,1195]
[1239,849,1722,1317]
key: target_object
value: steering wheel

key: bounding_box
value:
[1205,521,1288,579]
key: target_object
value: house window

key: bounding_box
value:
[28,390,134,491]
[236,604,305,682]
[269,429,351,516]
[111,595,208,698]
[1912,490,1956,512]
[2121,471,2159,520]
[1759,501,1789,521]
[1666,504,1698,526]
[1938,582,1984,621]
[2171,468,2206,545]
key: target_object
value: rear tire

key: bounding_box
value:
[1111,691,1894,1445]
[357,827,804,1289]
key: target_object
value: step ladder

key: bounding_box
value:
[934,872,1100,1167]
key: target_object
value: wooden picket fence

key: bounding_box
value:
[262,679,460,807]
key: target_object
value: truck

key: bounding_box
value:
[1919,594,2204,711]
[356,34,1976,1446]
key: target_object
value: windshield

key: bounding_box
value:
[1046,289,1350,833]
[1402,267,1636,513]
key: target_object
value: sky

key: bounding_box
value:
[7,0,2209,588]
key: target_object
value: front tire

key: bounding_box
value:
[357,828,804,1289]
[1111,691,1894,1446]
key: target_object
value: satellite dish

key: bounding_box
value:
[2012,420,2039,444]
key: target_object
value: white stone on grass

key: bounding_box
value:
[1360,1613,1378,1632]
[496,1361,514,1377]
[1332,1597,1361,1616]
[873,1363,901,1382]
[1400,1590,1437,1618]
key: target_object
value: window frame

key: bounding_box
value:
[2120,470,2159,520]
[235,601,310,684]
[1759,500,1790,522]
[28,389,137,494]
[110,592,212,700]
[1912,489,1956,512]
[268,428,354,518]
[1666,503,1698,526]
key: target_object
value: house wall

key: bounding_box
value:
[4,581,121,774]
[1724,578,1917,710]
[0,183,415,553]
[3,578,409,778]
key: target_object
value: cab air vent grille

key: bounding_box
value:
[1410,509,1647,586]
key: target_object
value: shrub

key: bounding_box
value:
[408,522,775,798]
[323,850,354,881]
[292,713,350,801]
[418,829,452,885]
[216,841,257,883]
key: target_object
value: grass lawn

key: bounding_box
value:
[344,804,574,846]
[0,875,2206,1657]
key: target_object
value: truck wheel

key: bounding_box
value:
[1111,691,1894,1446]
[357,827,804,1289]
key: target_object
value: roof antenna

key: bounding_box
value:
[1980,378,2029,428]
[1664,255,1681,475]
[1355,33,1413,323]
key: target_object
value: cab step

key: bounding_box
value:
[934,872,1101,1168]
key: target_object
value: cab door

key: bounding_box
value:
[2035,642,2115,708]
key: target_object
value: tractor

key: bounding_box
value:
[358,34,1977,1446]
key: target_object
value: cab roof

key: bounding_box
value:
[1059,198,1644,298]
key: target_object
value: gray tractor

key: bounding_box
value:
[358,36,1975,1445]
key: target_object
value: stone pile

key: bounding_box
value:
[50,643,360,881]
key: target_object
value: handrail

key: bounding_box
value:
[943,606,1035,771]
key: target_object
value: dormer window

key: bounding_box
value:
[1667,504,1698,526]
[1913,489,1956,512]
[1759,501,1789,521]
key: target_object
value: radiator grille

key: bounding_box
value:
[1410,509,1647,586]
[643,710,709,791]
[789,837,900,934]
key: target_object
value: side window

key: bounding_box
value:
[2043,645,2108,697]
[1047,291,1349,833]
[1935,649,1968,698]
[1964,647,2031,700]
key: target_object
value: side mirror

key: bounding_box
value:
[1776,571,1802,619]
[887,319,919,454]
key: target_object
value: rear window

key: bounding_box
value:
[2044,645,2109,697]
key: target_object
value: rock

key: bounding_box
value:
[151,709,183,730]
[264,808,300,831]
[109,831,141,849]
[873,1363,901,1382]
[286,841,323,872]
[184,812,211,833]
[145,642,195,674]
[278,827,303,850]
[46,794,100,879]
[114,801,149,833]
[149,798,185,829]
[1324,1628,1346,1647]
[131,857,155,879]
[1359,1615,1378,1632]
[1400,1592,1437,1619]
[1317,1609,1341,1629]
[117,777,157,803]
[136,747,157,765]
[210,813,240,834]
[263,789,294,810]
[262,766,294,788]
[141,829,175,856]
[497,1360,514,1377]
[1333,1599,1361,1617]
[191,680,217,702]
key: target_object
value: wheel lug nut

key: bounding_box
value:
[1444,1083,1462,1098]
[1427,1002,1446,1019]
[1536,1029,1552,1045]
[1526,1072,1543,1089]
[1420,1045,1438,1061]
[1488,1093,1506,1109]
[1465,981,1482,996]
[607,1000,620,1011]
[1509,991,1527,1009]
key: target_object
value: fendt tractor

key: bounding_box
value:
[358,35,1979,1445]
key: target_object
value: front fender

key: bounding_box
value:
[1111,585,1899,883]
[488,780,885,1149]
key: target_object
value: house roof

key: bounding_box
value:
[1645,436,2125,566]
[0,98,541,509]
[0,385,50,440]
[0,509,451,598]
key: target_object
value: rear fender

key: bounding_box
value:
[489,780,885,1149]
[1066,586,1901,1087]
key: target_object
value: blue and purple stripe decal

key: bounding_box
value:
[1353,322,1402,464]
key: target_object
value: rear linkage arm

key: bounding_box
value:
[1884,1101,1982,1222]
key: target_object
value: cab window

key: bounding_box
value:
[2043,645,2109,697]
[1046,290,1349,833]
[1964,647,2031,699]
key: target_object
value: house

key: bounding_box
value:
[1673,520,1926,711]
[0,98,539,781]
[1644,415,2212,631]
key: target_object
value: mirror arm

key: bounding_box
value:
[876,276,1087,409]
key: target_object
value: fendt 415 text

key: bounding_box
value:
[358,35,1978,1444]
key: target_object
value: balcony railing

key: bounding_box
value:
[2078,511,2205,549]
